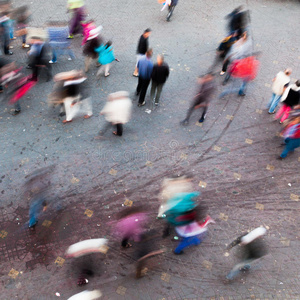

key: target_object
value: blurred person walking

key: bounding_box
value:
[166,0,178,21]
[267,68,292,114]
[133,28,151,77]
[96,91,132,137]
[67,0,86,39]
[13,5,30,48]
[27,36,52,82]
[48,70,92,123]
[83,25,102,72]
[278,114,300,159]
[150,54,169,106]
[47,21,75,64]
[226,227,268,280]
[275,80,300,123]
[95,40,119,78]
[220,31,252,83]
[136,49,153,107]
[180,73,215,125]
[0,11,13,55]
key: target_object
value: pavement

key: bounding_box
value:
[0,0,300,299]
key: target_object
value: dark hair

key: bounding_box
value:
[105,40,112,49]
[144,28,151,33]
[296,80,300,87]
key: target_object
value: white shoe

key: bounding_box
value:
[220,71,225,76]
[68,57,72,61]
[49,60,56,64]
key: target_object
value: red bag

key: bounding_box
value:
[229,56,260,81]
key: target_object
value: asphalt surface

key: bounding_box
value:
[0,0,300,299]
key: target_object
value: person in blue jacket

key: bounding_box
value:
[95,41,118,77]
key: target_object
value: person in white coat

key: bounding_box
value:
[96,91,132,137]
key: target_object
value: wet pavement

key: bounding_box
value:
[0,0,300,299]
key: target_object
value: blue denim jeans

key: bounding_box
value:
[280,138,300,158]
[267,93,282,113]
[174,232,207,254]
[219,79,248,98]
[52,48,75,63]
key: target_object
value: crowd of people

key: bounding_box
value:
[1,0,299,298]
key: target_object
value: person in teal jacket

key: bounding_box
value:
[95,41,118,77]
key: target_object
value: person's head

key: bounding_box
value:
[295,80,300,87]
[157,54,164,65]
[146,48,153,58]
[285,68,292,76]
[143,28,151,38]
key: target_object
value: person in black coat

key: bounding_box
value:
[150,54,169,106]
[133,28,151,77]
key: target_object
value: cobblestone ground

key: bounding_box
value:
[0,0,300,299]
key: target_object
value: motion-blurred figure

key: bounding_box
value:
[166,0,178,21]
[220,31,252,82]
[278,113,300,159]
[12,5,31,48]
[267,68,292,114]
[83,25,102,73]
[0,57,37,115]
[150,54,169,106]
[48,70,92,123]
[95,40,119,78]
[96,91,132,137]
[67,0,86,39]
[158,175,193,237]
[133,28,151,77]
[180,73,215,125]
[219,54,260,98]
[136,49,153,107]
[226,227,268,280]
[226,6,249,36]
[27,36,52,82]
[24,166,55,229]
[111,207,148,249]
[275,80,300,123]
[47,21,75,64]
[66,238,108,286]
[0,10,13,55]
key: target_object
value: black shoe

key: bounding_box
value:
[5,51,13,55]
[199,114,206,123]
[26,65,32,69]
[59,112,66,117]
[138,101,145,107]
[277,156,284,160]
[238,93,246,97]
[46,75,52,82]
[12,110,21,116]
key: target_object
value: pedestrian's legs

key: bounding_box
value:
[138,78,150,104]
[280,138,300,158]
[199,106,208,122]
[150,81,157,101]
[84,56,92,73]
[238,81,247,95]
[96,64,105,77]
[115,124,123,136]
[104,63,111,76]
[52,49,57,63]
[14,101,21,112]
[29,201,39,227]
[166,5,175,21]
[183,105,196,123]
[174,236,202,254]
[226,259,255,280]
[268,94,281,113]
[121,237,130,248]
[67,48,76,60]
[155,84,164,104]
[136,76,142,95]
[45,62,52,81]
